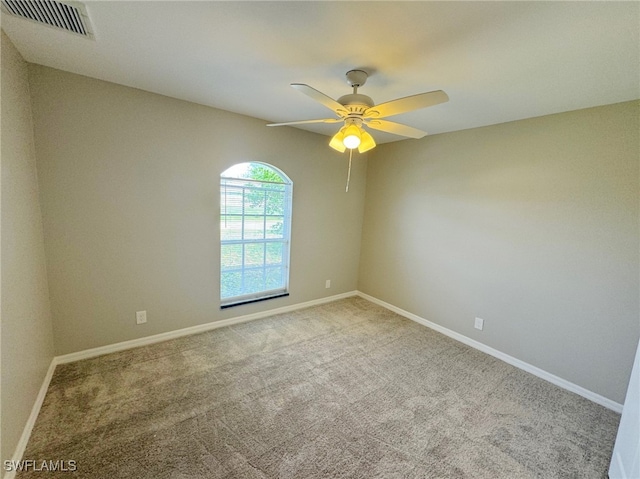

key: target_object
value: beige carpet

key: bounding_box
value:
[17,297,619,478]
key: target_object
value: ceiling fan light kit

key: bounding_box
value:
[268,69,449,153]
[328,116,377,153]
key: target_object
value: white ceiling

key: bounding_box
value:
[2,1,639,144]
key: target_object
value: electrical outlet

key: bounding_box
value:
[325,280,331,289]
[474,317,484,330]
[136,310,147,324]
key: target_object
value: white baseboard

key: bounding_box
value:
[55,291,358,364]
[357,291,623,413]
[4,358,57,479]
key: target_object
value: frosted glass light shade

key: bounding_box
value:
[329,128,346,152]
[358,130,376,153]
[342,124,361,149]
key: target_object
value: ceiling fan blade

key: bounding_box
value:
[267,118,342,127]
[366,119,428,139]
[364,90,448,119]
[291,84,348,116]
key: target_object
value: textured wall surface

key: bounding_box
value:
[1,33,55,464]
[359,101,640,403]
[28,65,367,355]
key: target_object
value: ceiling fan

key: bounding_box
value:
[267,69,449,153]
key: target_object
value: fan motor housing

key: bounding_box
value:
[337,93,374,115]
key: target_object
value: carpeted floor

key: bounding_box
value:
[17,297,619,478]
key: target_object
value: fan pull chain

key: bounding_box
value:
[346,149,353,193]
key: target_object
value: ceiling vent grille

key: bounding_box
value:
[1,0,93,38]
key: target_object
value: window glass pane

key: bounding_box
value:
[244,188,265,215]
[221,244,242,270]
[222,163,285,183]
[244,268,266,295]
[243,215,265,240]
[266,191,285,215]
[221,271,242,298]
[221,185,243,215]
[244,243,264,266]
[266,217,284,239]
[265,266,284,290]
[221,215,242,241]
[266,242,283,265]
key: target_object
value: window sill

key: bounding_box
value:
[220,292,289,310]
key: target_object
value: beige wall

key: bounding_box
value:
[359,101,640,404]
[28,65,367,355]
[1,33,55,465]
[15,60,640,408]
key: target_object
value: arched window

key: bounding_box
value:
[220,162,292,308]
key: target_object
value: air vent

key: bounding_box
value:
[1,0,93,38]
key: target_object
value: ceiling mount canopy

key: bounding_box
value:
[345,69,368,89]
[267,69,449,153]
